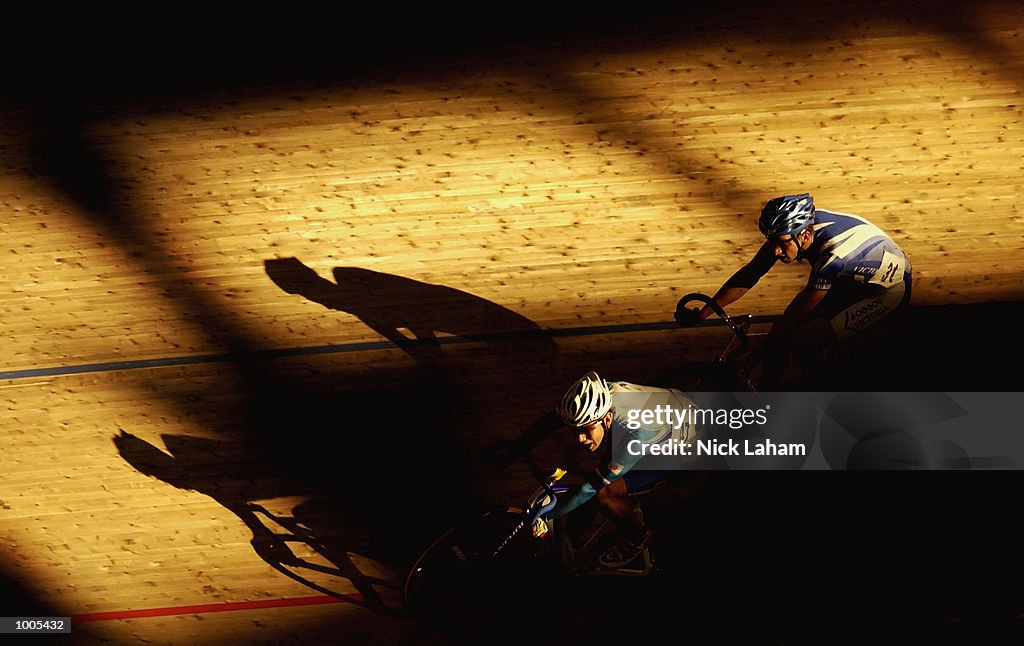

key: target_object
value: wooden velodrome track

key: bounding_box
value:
[2,1,1023,643]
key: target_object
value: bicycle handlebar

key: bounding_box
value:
[518,448,568,516]
[677,292,753,355]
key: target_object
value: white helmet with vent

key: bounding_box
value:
[557,371,612,428]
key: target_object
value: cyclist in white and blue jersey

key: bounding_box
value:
[532,371,705,568]
[676,193,912,388]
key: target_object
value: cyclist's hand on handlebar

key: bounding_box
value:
[674,303,702,327]
[532,517,550,538]
[531,492,557,538]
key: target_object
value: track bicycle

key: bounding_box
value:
[401,452,663,619]
[657,291,763,392]
[670,291,917,391]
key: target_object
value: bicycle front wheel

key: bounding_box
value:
[403,507,539,618]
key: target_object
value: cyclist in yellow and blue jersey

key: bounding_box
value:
[532,371,705,568]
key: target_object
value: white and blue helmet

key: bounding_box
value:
[758,193,815,239]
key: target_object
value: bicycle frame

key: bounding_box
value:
[519,453,654,576]
[674,292,760,391]
[677,292,754,360]
[402,465,654,616]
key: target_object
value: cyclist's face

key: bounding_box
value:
[577,414,609,452]
[771,233,801,263]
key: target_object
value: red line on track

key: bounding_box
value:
[72,594,363,622]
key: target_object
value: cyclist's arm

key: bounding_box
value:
[544,434,646,520]
[699,242,777,321]
[544,477,600,520]
[756,284,828,355]
[501,410,563,465]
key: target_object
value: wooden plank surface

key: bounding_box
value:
[1,1,1022,643]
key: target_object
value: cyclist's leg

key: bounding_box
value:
[826,281,908,343]
[760,287,873,389]
[598,470,671,514]
[593,472,665,566]
[757,343,807,390]
[824,281,909,372]
[788,280,909,387]
[755,308,843,390]
[596,477,637,524]
[789,315,841,380]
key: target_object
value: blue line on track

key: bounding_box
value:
[0,316,778,381]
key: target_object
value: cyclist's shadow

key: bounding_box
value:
[113,430,402,613]
[265,257,559,367]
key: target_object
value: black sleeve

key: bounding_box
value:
[485,409,564,469]
[516,409,564,452]
[723,243,777,290]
